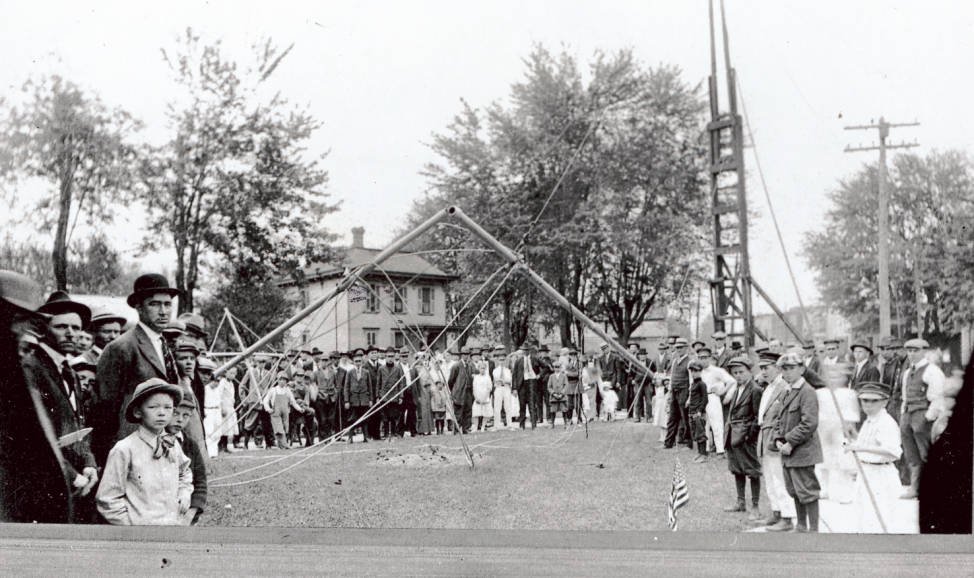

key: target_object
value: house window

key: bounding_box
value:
[366,284,379,313]
[420,287,433,315]
[394,289,405,314]
[364,329,378,347]
[394,331,406,349]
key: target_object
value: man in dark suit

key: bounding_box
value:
[712,331,733,369]
[342,350,374,442]
[878,336,909,485]
[849,341,881,392]
[596,343,618,417]
[93,274,181,465]
[723,356,763,521]
[399,348,421,436]
[0,274,78,524]
[664,338,693,448]
[83,308,126,366]
[512,344,543,429]
[448,346,475,433]
[364,346,382,440]
[25,292,99,522]
[377,347,405,438]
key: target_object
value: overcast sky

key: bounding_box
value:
[3,0,972,314]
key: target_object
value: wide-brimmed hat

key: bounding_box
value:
[0,270,45,314]
[127,274,181,308]
[850,341,874,355]
[124,378,183,423]
[672,338,689,348]
[88,308,127,329]
[38,291,91,327]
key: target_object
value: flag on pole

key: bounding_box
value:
[668,458,689,531]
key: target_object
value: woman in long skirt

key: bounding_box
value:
[471,361,493,432]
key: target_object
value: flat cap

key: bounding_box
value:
[904,338,929,349]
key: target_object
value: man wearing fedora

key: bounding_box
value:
[664,338,694,449]
[22,290,100,522]
[850,341,881,393]
[93,273,182,465]
[448,346,475,434]
[512,342,544,429]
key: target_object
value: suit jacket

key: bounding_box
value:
[93,325,169,464]
[511,355,543,391]
[669,354,691,389]
[714,347,733,370]
[343,367,373,407]
[377,362,405,401]
[21,349,96,478]
[724,378,762,449]
[448,360,474,402]
[773,380,823,467]
[881,356,906,414]
[850,360,881,392]
[177,433,208,515]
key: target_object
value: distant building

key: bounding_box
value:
[752,304,851,347]
[527,305,690,358]
[279,227,458,353]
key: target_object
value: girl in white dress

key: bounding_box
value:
[471,361,493,432]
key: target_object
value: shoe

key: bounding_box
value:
[723,500,746,513]
[747,506,762,522]
[759,511,781,527]
[766,519,795,532]
[899,488,918,500]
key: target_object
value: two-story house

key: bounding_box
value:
[280,227,458,353]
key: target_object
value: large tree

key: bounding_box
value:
[140,29,337,313]
[804,150,974,340]
[407,46,707,348]
[0,76,140,290]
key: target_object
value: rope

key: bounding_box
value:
[736,78,814,336]
[210,262,518,486]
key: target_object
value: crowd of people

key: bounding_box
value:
[0,268,969,533]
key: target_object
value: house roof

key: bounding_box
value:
[290,247,457,285]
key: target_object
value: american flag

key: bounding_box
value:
[667,458,689,531]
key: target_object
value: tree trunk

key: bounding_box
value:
[53,163,74,291]
[912,245,924,338]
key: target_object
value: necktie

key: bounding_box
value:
[60,360,78,413]
[153,433,177,459]
[160,338,179,383]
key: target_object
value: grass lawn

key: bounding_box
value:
[200,421,759,531]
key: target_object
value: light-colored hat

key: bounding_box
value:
[124,378,182,423]
[904,338,929,350]
[776,352,804,367]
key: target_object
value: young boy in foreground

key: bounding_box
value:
[96,378,193,525]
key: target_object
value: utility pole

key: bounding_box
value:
[844,117,919,337]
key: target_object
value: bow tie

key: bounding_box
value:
[153,433,177,460]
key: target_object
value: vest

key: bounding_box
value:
[903,363,929,412]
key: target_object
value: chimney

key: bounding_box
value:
[351,227,365,249]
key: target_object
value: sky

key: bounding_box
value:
[2,0,973,314]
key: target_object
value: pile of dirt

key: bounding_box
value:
[372,446,469,467]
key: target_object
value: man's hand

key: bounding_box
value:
[77,467,99,497]
[344,402,350,410]
[177,496,189,516]
[777,441,794,456]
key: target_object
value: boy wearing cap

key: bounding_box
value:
[723,356,763,520]
[846,382,904,533]
[167,393,207,525]
[755,355,797,531]
[96,379,192,525]
[774,353,823,532]
[686,360,710,462]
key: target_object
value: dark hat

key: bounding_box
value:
[688,360,704,371]
[127,273,181,308]
[878,335,901,349]
[637,348,648,356]
[0,270,45,314]
[823,338,841,346]
[857,381,890,400]
[600,343,610,350]
[469,347,482,355]
[731,341,742,350]
[69,357,97,372]
[691,340,706,349]
[539,345,550,353]
[760,352,782,363]
[726,356,752,370]
[38,291,92,327]
[802,341,815,350]
[353,348,366,357]
[493,345,506,353]
[177,312,207,337]
[89,308,127,329]
[124,378,182,423]
[850,342,874,355]
[311,347,324,356]
[330,350,341,359]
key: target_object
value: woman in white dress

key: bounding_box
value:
[471,360,493,432]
